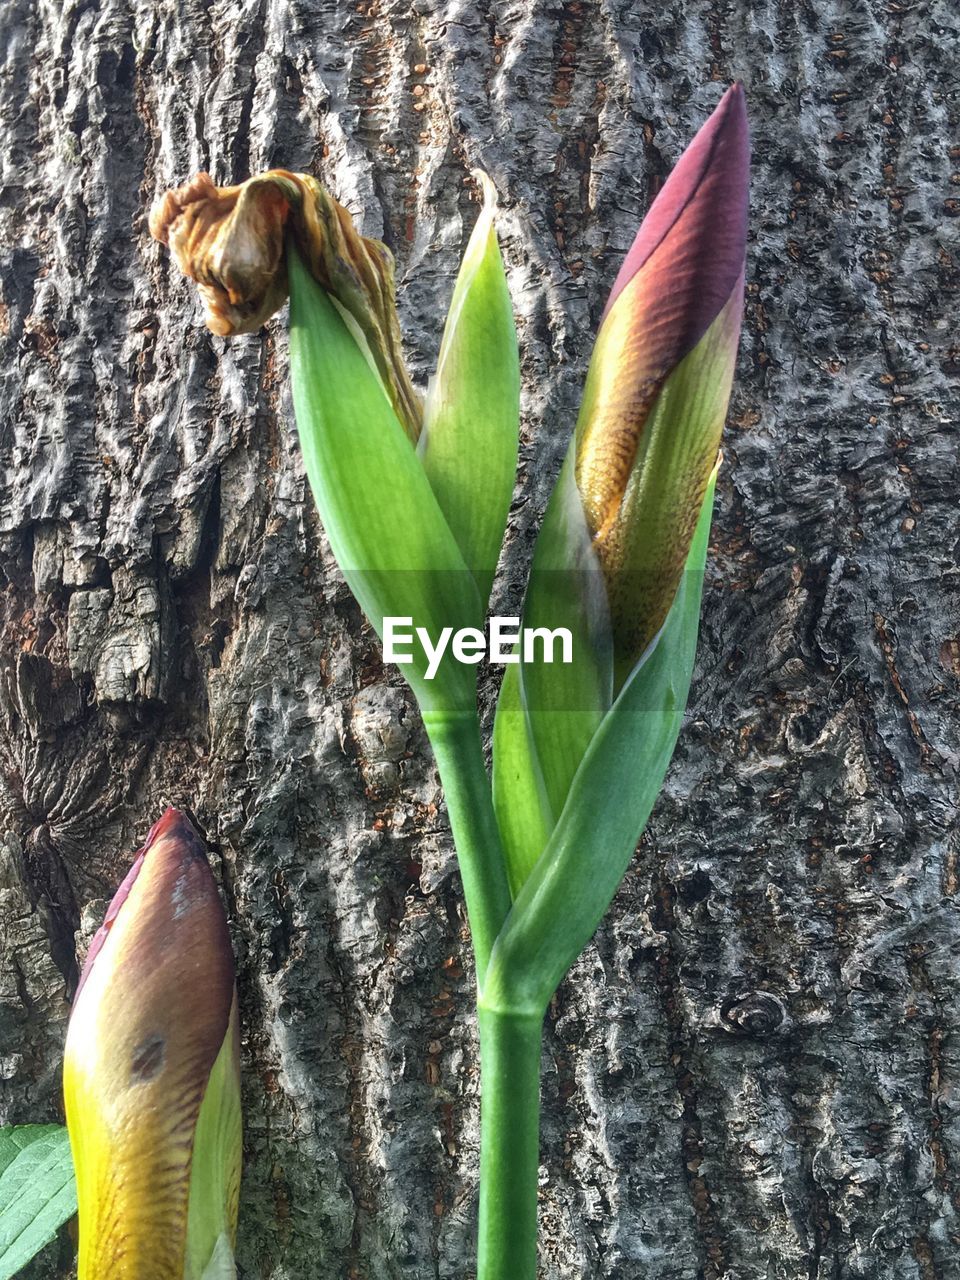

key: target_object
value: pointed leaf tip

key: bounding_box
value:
[418,167,519,608]
[470,168,498,212]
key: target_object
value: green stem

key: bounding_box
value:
[424,712,541,1275]
[476,1005,543,1280]
[423,710,513,987]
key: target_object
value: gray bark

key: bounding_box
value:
[1,1,958,1277]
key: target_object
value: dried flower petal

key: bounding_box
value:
[150,170,422,441]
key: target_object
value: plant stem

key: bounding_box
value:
[425,712,541,1275]
[423,710,513,987]
[476,1005,543,1280]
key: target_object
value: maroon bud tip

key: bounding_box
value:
[601,83,750,351]
[76,807,210,997]
[144,806,204,851]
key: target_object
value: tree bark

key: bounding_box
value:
[1,1,958,1277]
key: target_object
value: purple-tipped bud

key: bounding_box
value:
[63,809,241,1279]
[574,85,749,678]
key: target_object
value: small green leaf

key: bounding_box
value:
[0,1126,77,1280]
[288,245,482,714]
[483,475,715,1014]
[492,451,612,893]
[199,1234,236,1280]
[517,452,613,818]
[185,1005,242,1280]
[420,173,520,609]
[491,662,553,898]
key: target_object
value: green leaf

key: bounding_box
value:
[491,662,553,898]
[199,1235,236,1280]
[0,1126,77,1280]
[420,173,520,609]
[185,1006,242,1280]
[482,474,716,1015]
[288,244,482,714]
[492,450,612,893]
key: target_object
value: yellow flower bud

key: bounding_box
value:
[63,809,241,1279]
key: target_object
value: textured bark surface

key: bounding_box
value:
[1,1,958,1277]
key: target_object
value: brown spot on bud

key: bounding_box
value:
[130,1033,166,1083]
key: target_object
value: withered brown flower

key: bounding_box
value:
[150,170,421,441]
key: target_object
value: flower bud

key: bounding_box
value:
[150,170,421,441]
[493,88,749,891]
[575,84,749,678]
[63,809,241,1280]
